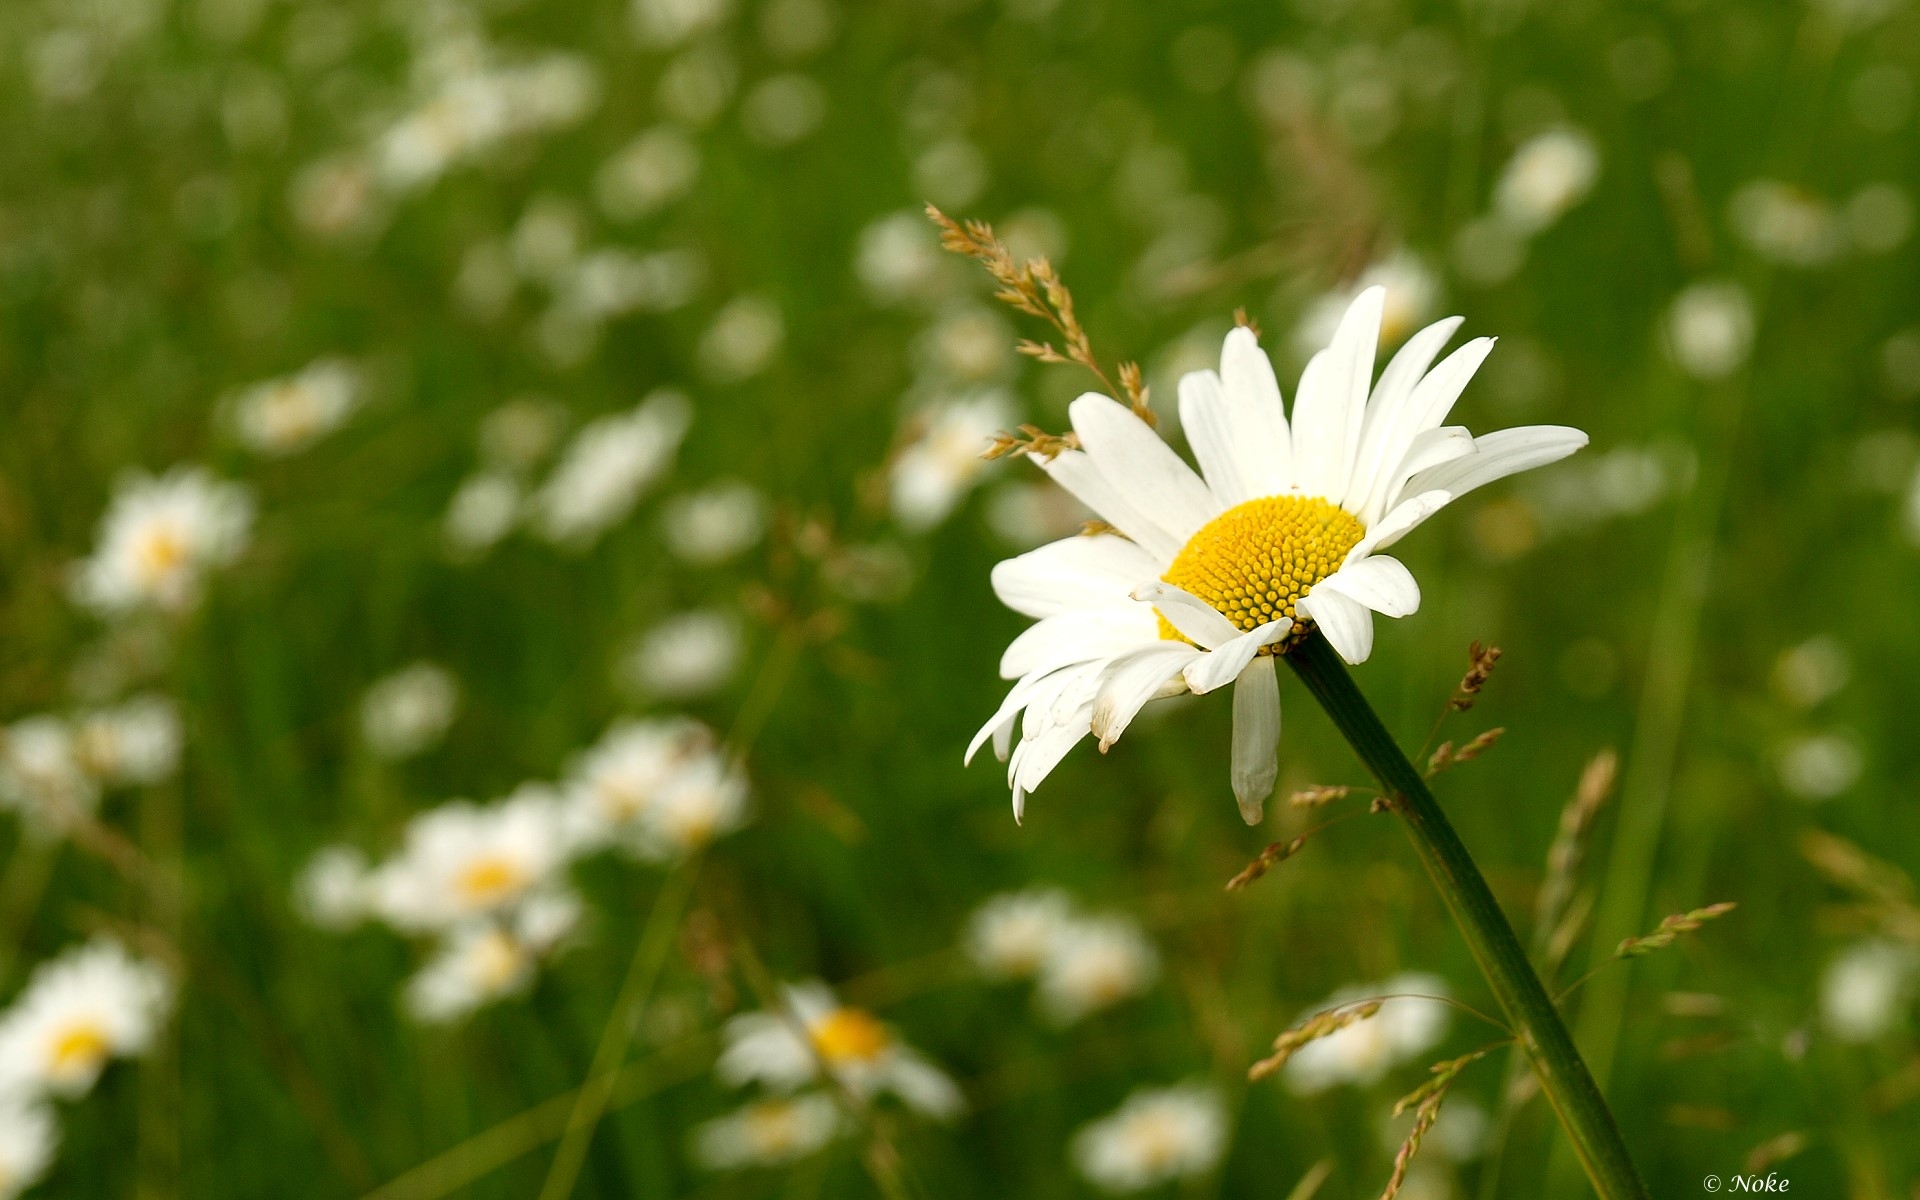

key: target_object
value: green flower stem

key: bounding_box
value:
[1285,631,1648,1200]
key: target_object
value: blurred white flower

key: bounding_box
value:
[596,126,701,220]
[1494,129,1600,234]
[444,471,524,559]
[965,887,1073,979]
[366,787,574,934]
[742,74,828,147]
[1846,181,1913,253]
[70,467,253,618]
[1776,732,1862,801]
[1036,916,1159,1024]
[0,939,172,1101]
[718,981,964,1118]
[72,695,180,787]
[1820,939,1918,1042]
[890,393,1012,532]
[662,482,767,564]
[0,718,100,835]
[918,306,1015,383]
[693,1094,845,1170]
[1071,1084,1226,1193]
[375,55,600,193]
[1663,281,1754,381]
[0,1100,57,1200]
[1771,635,1851,710]
[622,610,742,699]
[510,198,586,285]
[984,481,1092,548]
[557,248,707,320]
[294,845,373,931]
[914,138,989,209]
[1294,253,1439,356]
[657,43,738,127]
[403,894,580,1025]
[289,155,383,242]
[361,663,461,761]
[228,359,362,456]
[635,753,750,860]
[856,211,946,305]
[479,399,567,472]
[531,392,692,547]
[563,717,718,852]
[1729,181,1846,267]
[631,0,731,47]
[699,296,784,382]
[1284,974,1451,1094]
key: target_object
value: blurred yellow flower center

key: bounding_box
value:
[1159,496,1364,642]
[471,931,527,990]
[810,1007,888,1064]
[135,525,188,582]
[745,1101,801,1152]
[456,857,526,904]
[1130,1111,1184,1170]
[50,1023,109,1075]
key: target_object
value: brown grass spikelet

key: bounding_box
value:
[1379,1049,1491,1200]
[1226,836,1309,891]
[981,424,1082,462]
[1248,1001,1383,1081]
[1447,641,1503,713]
[1799,829,1920,941]
[926,203,1153,426]
[1615,901,1738,959]
[1233,307,1263,338]
[1534,749,1618,965]
[1078,520,1119,538]
[1743,1131,1809,1175]
[1426,728,1504,777]
[1289,785,1355,808]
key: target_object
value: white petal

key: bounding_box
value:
[1297,589,1375,664]
[1343,316,1464,513]
[1318,555,1420,618]
[1181,619,1291,694]
[998,606,1158,679]
[1219,326,1292,494]
[1130,581,1238,649]
[1348,489,1453,560]
[1361,337,1496,523]
[1230,656,1280,825]
[991,534,1160,619]
[1177,369,1251,507]
[1069,393,1219,543]
[1402,425,1589,501]
[1369,426,1475,522]
[886,1051,966,1120]
[1291,287,1383,500]
[1011,707,1093,794]
[1091,645,1200,750]
[1037,450,1181,562]
[968,669,1057,765]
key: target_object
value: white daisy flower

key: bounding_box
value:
[970,291,1586,822]
[70,467,253,618]
[443,470,524,559]
[1070,1084,1227,1193]
[636,752,750,860]
[0,1101,57,1200]
[294,845,373,931]
[620,609,742,699]
[1820,939,1917,1042]
[0,717,100,834]
[1662,281,1754,382]
[0,939,172,1101]
[692,1094,845,1170]
[562,717,717,852]
[889,392,1013,532]
[366,787,573,934]
[530,391,691,547]
[71,694,181,788]
[717,981,965,1119]
[1036,915,1159,1024]
[1494,129,1601,235]
[1283,973,1451,1094]
[360,662,461,761]
[964,887,1074,980]
[596,125,701,220]
[227,358,362,456]
[402,893,580,1025]
[661,481,766,564]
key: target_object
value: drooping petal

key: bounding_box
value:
[1230,656,1280,825]
[1090,644,1200,750]
[1401,425,1589,502]
[1131,581,1239,649]
[1297,588,1375,664]
[998,606,1159,679]
[1318,555,1420,618]
[1181,619,1291,694]
[1011,705,1094,797]
[1037,449,1182,563]
[1177,369,1251,508]
[1343,316,1464,514]
[1290,287,1383,501]
[1359,337,1497,523]
[1219,327,1292,494]
[1346,489,1453,561]
[1069,394,1220,543]
[991,534,1161,619]
[1367,425,1475,523]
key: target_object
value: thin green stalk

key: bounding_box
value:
[536,856,701,1200]
[1284,632,1647,1200]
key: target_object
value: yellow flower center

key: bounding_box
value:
[135,525,189,583]
[809,1007,888,1065]
[1129,1110,1185,1170]
[745,1101,801,1153]
[1159,495,1365,644]
[456,856,526,906]
[50,1022,110,1076]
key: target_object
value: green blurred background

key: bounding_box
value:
[2,0,1918,1194]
